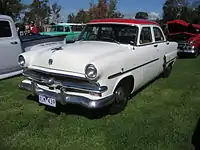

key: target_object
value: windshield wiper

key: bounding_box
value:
[100,37,120,44]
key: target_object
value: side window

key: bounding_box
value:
[100,27,114,38]
[153,27,165,42]
[57,26,64,32]
[71,25,84,32]
[118,26,138,44]
[139,27,152,44]
[0,21,12,38]
[65,27,70,32]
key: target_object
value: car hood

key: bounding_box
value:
[29,41,125,74]
[167,33,195,42]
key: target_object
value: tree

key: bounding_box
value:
[68,0,123,23]
[74,9,90,23]
[162,0,200,23]
[51,2,61,23]
[162,0,189,22]
[94,0,108,19]
[191,3,200,24]
[135,12,148,19]
[107,0,123,18]
[67,0,123,23]
[67,13,76,23]
[0,0,24,21]
[24,0,51,25]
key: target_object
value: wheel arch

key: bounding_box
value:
[112,74,135,96]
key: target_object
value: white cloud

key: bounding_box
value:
[148,12,161,20]
[123,12,136,19]
[123,12,161,20]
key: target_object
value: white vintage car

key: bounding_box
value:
[18,18,178,114]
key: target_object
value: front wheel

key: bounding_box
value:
[108,86,128,115]
[194,49,199,58]
[194,50,199,58]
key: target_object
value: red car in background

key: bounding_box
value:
[166,19,200,57]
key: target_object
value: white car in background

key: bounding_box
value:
[0,15,66,80]
[18,18,178,115]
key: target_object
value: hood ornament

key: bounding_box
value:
[47,77,55,85]
[48,59,53,65]
[51,46,63,53]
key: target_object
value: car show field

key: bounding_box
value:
[1,0,200,149]
[0,56,200,150]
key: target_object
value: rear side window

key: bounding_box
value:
[153,27,165,42]
[139,27,152,44]
[65,27,70,32]
[71,25,84,32]
[0,21,12,38]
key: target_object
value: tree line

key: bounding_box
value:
[0,0,200,25]
[0,0,62,26]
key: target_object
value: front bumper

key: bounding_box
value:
[178,50,196,54]
[19,79,114,109]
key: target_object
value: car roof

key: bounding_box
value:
[88,18,159,26]
[0,15,12,20]
[57,23,85,26]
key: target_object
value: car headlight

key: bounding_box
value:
[190,40,194,45]
[85,64,98,80]
[18,55,25,67]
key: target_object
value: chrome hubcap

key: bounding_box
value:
[114,88,125,103]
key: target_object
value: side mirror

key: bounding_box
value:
[129,41,136,50]
[129,41,135,46]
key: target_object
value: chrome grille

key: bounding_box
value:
[23,69,89,84]
[178,43,187,50]
[22,69,107,94]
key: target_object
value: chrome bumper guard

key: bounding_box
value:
[19,80,114,109]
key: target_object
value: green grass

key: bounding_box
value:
[1,57,200,150]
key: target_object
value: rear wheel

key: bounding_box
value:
[163,65,172,78]
[108,86,128,115]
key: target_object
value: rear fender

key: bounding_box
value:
[164,51,177,68]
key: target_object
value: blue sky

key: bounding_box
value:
[22,0,165,19]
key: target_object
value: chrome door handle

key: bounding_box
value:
[10,41,18,44]
[154,44,158,47]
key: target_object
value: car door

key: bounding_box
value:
[152,26,168,74]
[137,26,160,85]
[65,26,74,41]
[0,19,22,75]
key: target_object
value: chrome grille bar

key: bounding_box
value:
[22,69,107,94]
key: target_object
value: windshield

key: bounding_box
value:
[50,25,64,32]
[77,24,138,45]
[71,25,85,32]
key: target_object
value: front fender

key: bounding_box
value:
[112,73,134,93]
[19,42,64,68]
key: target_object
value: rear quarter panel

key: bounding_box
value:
[165,42,178,65]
